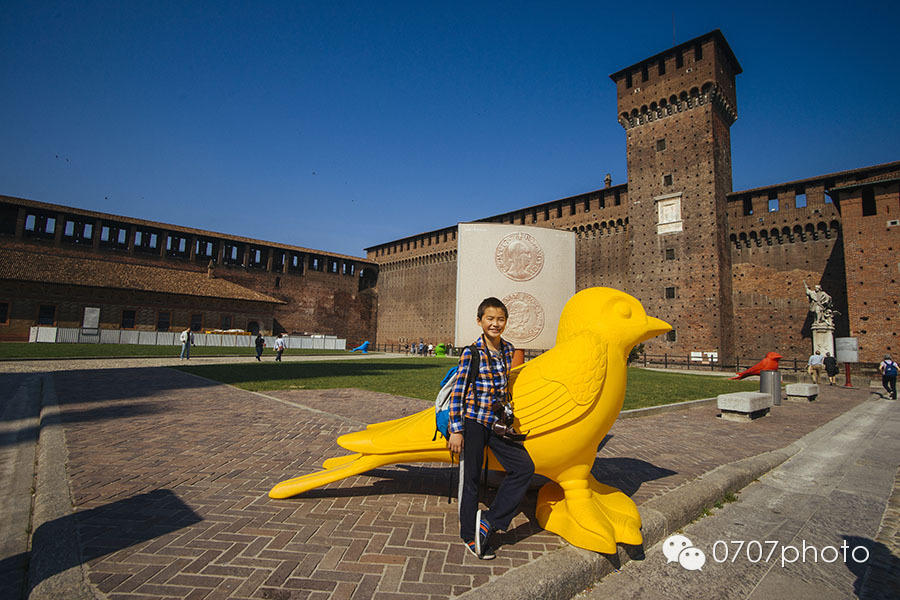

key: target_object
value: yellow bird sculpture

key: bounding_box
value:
[269,287,671,553]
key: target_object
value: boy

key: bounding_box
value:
[447,297,534,560]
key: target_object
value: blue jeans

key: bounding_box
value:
[180,342,190,359]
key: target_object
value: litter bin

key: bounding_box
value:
[760,370,782,406]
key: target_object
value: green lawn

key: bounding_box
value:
[176,357,760,410]
[0,342,350,360]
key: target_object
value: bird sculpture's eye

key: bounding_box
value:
[615,301,632,319]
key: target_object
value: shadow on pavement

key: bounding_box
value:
[2,489,201,598]
[592,457,677,497]
[0,402,164,450]
[843,534,900,599]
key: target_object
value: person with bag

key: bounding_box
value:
[447,297,534,560]
[274,334,286,362]
[179,328,194,360]
[823,352,839,385]
[879,353,898,400]
[254,333,265,361]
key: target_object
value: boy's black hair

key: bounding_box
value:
[477,297,508,320]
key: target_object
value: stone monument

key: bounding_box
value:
[454,223,575,349]
[804,281,836,356]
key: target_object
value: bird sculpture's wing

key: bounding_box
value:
[510,334,607,437]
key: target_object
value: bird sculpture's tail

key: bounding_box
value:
[269,408,451,499]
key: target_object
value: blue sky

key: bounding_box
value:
[2,1,898,257]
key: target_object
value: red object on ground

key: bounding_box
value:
[731,352,783,380]
[844,363,853,387]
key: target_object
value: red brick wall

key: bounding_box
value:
[0,281,276,342]
[0,198,378,346]
[837,181,900,362]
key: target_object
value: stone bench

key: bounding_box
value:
[785,383,818,402]
[717,391,773,422]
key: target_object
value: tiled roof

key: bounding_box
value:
[0,248,285,304]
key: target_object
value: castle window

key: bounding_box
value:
[121,310,135,329]
[625,72,632,88]
[665,286,676,299]
[768,195,779,212]
[641,64,649,82]
[795,190,807,208]
[676,51,684,68]
[656,138,666,152]
[556,205,562,218]
[666,330,677,342]
[274,276,281,287]
[694,43,703,61]
[570,201,576,215]
[38,305,56,325]
[665,248,675,260]
[743,197,753,216]
[663,174,673,186]
[156,311,170,332]
[190,313,203,332]
[658,59,666,76]
[615,190,621,206]
[221,315,232,329]
[862,188,876,216]
[584,198,590,212]
[0,301,8,324]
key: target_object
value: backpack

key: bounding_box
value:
[433,346,479,441]
[885,360,898,376]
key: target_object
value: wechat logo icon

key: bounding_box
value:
[663,534,706,571]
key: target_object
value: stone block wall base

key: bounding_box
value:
[718,408,770,422]
[785,395,817,402]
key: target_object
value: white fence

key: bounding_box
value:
[28,327,346,350]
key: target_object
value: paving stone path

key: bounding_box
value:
[5,361,868,599]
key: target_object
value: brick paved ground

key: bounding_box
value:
[38,366,866,599]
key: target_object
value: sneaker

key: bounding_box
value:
[464,539,495,560]
[475,509,493,558]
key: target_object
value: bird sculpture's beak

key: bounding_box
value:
[638,316,672,344]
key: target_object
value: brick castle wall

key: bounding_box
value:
[835,179,900,361]
[0,197,378,345]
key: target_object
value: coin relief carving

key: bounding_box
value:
[495,232,544,282]
[502,292,544,343]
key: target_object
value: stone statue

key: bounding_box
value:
[804,281,836,328]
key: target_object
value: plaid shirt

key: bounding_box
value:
[448,335,515,434]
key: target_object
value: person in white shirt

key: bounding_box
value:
[274,334,286,362]
[179,329,194,360]
[807,350,825,384]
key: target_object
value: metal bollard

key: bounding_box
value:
[760,370,782,406]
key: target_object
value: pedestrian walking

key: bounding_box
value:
[807,350,825,384]
[180,328,194,360]
[255,333,265,361]
[274,334,285,362]
[823,352,839,385]
[879,353,898,400]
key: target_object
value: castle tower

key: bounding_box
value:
[610,30,741,361]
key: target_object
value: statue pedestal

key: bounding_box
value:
[811,324,835,356]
